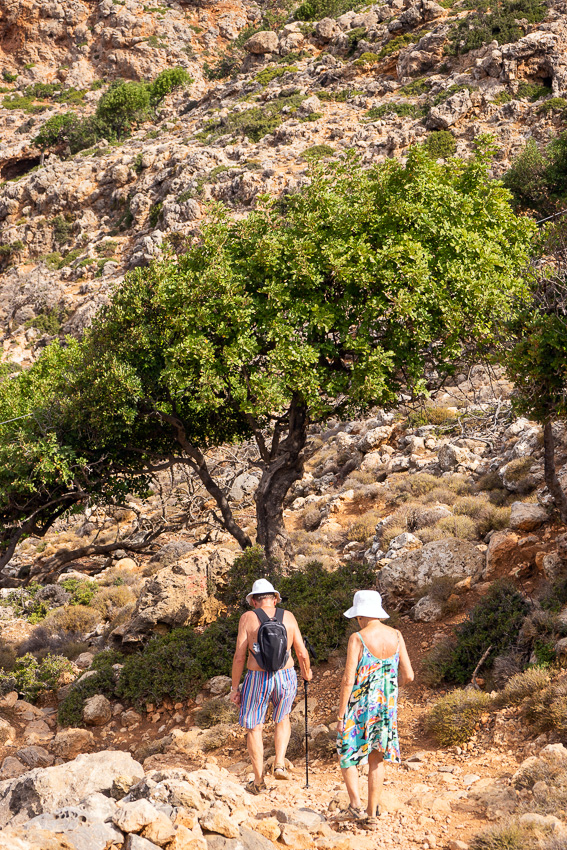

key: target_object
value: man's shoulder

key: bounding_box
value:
[282,609,297,626]
[240,610,257,626]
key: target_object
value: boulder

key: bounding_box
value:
[82,694,111,726]
[229,473,260,501]
[358,426,393,453]
[113,798,162,833]
[16,747,54,769]
[150,541,195,568]
[377,539,484,601]
[0,750,144,828]
[244,31,279,54]
[438,443,477,471]
[200,809,240,839]
[509,501,548,532]
[125,835,162,850]
[426,89,473,130]
[411,595,444,622]
[23,808,122,850]
[206,676,232,697]
[484,530,518,578]
[118,548,236,646]
[0,717,16,745]
[0,758,27,781]
[51,729,95,760]
[315,18,339,41]
[142,810,176,846]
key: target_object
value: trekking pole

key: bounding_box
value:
[304,677,310,789]
[303,637,317,790]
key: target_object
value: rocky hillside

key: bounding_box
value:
[1,0,567,365]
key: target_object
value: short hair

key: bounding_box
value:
[252,592,276,603]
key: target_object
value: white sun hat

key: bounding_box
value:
[246,578,282,606]
[344,590,389,619]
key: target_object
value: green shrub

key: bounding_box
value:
[0,653,73,702]
[148,67,191,105]
[204,54,240,81]
[448,0,546,55]
[516,81,551,102]
[400,78,430,97]
[201,94,305,143]
[424,581,529,685]
[58,650,120,726]
[60,578,97,606]
[317,89,364,102]
[422,640,455,687]
[377,31,421,60]
[425,688,492,746]
[354,52,381,67]
[195,697,238,728]
[538,97,567,115]
[302,144,334,162]
[423,130,457,159]
[503,139,548,213]
[406,405,459,426]
[96,81,151,136]
[294,0,362,21]
[255,65,297,86]
[365,102,418,121]
[149,202,163,228]
[2,95,46,114]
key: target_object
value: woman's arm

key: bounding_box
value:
[337,633,362,721]
[398,631,414,686]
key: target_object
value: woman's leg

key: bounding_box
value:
[367,750,384,817]
[340,765,362,810]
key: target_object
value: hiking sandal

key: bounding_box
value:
[347,805,366,821]
[362,816,379,830]
[274,763,289,780]
[245,779,266,795]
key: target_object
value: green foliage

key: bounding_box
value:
[60,577,97,606]
[204,54,240,81]
[538,97,567,115]
[2,95,46,114]
[425,688,492,745]
[149,202,163,227]
[317,89,364,102]
[2,71,17,83]
[400,78,431,97]
[353,52,381,67]
[301,144,335,161]
[201,94,305,141]
[516,81,551,101]
[346,27,366,54]
[448,0,546,55]
[0,149,536,561]
[95,80,151,136]
[423,130,457,159]
[294,0,362,21]
[255,65,297,86]
[23,307,67,336]
[502,138,548,214]
[424,581,529,685]
[378,31,422,60]
[58,650,119,726]
[148,67,191,105]
[365,102,419,120]
[0,652,73,702]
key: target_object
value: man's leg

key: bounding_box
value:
[366,749,385,817]
[247,724,265,785]
[274,714,291,767]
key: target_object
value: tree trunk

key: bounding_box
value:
[543,419,567,523]
[255,399,308,566]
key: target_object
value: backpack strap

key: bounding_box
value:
[254,608,271,625]
[274,607,285,623]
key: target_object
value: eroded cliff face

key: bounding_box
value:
[0,0,565,365]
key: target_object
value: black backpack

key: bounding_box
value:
[253,608,289,672]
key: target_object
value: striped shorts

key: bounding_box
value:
[239,668,298,729]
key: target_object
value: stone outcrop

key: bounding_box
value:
[377,539,484,601]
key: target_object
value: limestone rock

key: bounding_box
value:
[23,807,123,850]
[0,750,144,828]
[426,89,473,130]
[206,676,232,697]
[377,539,483,601]
[484,530,518,578]
[169,824,207,849]
[82,694,112,726]
[315,18,339,41]
[16,747,54,769]
[358,426,393,453]
[0,757,27,780]
[411,595,444,622]
[200,809,240,839]
[114,798,163,833]
[142,810,176,846]
[509,501,548,532]
[0,717,16,745]
[244,31,279,54]
[125,834,162,850]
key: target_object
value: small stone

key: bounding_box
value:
[199,810,240,839]
[142,810,176,846]
[168,824,207,850]
[113,799,162,833]
[83,694,112,726]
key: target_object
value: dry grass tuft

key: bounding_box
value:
[494,666,551,707]
[195,697,238,729]
[43,605,102,634]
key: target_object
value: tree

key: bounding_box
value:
[0,146,536,566]
[506,224,567,521]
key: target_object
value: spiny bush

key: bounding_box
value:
[448,0,546,55]
[201,94,305,142]
[365,102,419,121]
[523,675,567,741]
[422,485,458,505]
[195,697,238,728]
[294,0,362,21]
[423,581,529,685]
[494,666,551,707]
[202,724,234,751]
[423,130,457,159]
[60,577,97,606]
[346,512,380,543]
[427,514,477,540]
[302,144,334,162]
[422,639,456,687]
[470,820,537,850]
[43,605,102,634]
[91,585,136,617]
[389,472,442,501]
[538,97,567,115]
[425,688,492,746]
[17,626,87,662]
[303,507,323,531]
[407,404,459,427]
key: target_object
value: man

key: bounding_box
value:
[229,578,312,794]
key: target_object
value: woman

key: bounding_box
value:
[336,589,414,827]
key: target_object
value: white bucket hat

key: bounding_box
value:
[246,578,281,606]
[344,590,389,619]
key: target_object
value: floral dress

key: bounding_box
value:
[337,632,401,769]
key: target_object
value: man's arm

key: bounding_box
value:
[229,614,250,705]
[289,613,312,681]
